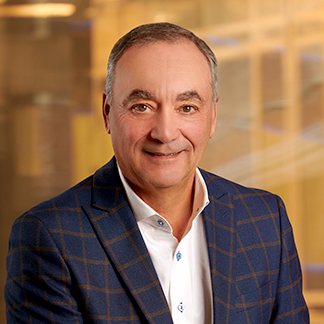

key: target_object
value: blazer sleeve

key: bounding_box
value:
[272,196,309,323]
[5,213,83,324]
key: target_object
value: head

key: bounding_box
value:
[102,23,218,198]
[105,22,218,106]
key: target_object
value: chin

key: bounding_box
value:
[142,170,190,190]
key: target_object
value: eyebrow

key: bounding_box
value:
[122,89,204,106]
[176,91,204,103]
[122,89,156,106]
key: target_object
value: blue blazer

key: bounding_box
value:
[5,157,309,323]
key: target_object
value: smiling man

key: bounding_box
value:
[6,23,309,324]
[103,39,217,241]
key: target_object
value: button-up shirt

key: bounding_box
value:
[118,167,213,324]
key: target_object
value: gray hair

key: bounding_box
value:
[105,22,218,106]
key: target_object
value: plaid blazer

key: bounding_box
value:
[5,157,309,323]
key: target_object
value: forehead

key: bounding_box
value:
[113,40,212,99]
[117,39,209,69]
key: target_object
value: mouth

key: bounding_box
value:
[146,151,181,157]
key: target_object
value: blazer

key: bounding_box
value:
[5,157,309,323]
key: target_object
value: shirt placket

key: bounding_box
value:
[169,237,193,323]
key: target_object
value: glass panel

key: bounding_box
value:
[1,0,324,321]
[262,51,284,132]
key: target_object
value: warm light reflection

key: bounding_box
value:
[0,0,323,322]
[0,3,76,17]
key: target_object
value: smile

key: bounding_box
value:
[146,151,180,157]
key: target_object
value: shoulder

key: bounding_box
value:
[12,175,93,233]
[199,168,284,214]
[200,168,279,198]
[14,158,119,228]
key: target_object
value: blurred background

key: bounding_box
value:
[1,0,324,322]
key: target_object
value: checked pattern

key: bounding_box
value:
[5,157,309,323]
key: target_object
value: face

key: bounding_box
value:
[103,40,217,196]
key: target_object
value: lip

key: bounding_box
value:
[145,151,182,157]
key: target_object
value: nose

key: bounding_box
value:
[150,109,180,143]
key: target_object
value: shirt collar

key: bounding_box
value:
[118,165,210,224]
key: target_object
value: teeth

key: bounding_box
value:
[147,152,178,156]
[156,153,177,156]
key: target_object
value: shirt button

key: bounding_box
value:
[157,219,164,226]
[176,251,182,261]
[178,302,184,313]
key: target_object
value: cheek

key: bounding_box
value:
[182,118,212,147]
[112,118,148,150]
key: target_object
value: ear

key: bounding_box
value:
[102,92,111,134]
[209,96,218,139]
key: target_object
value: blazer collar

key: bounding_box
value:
[87,159,236,323]
[83,157,172,323]
[201,170,236,323]
[91,157,125,211]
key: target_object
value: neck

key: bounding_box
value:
[130,178,195,241]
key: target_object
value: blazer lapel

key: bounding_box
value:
[83,158,172,323]
[202,171,237,324]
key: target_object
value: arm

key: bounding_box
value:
[271,196,309,323]
[5,213,83,324]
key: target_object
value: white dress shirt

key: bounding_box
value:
[118,167,213,324]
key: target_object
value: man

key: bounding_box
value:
[5,22,309,323]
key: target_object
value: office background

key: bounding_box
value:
[0,0,324,322]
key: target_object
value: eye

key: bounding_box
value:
[181,106,195,113]
[133,104,149,112]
